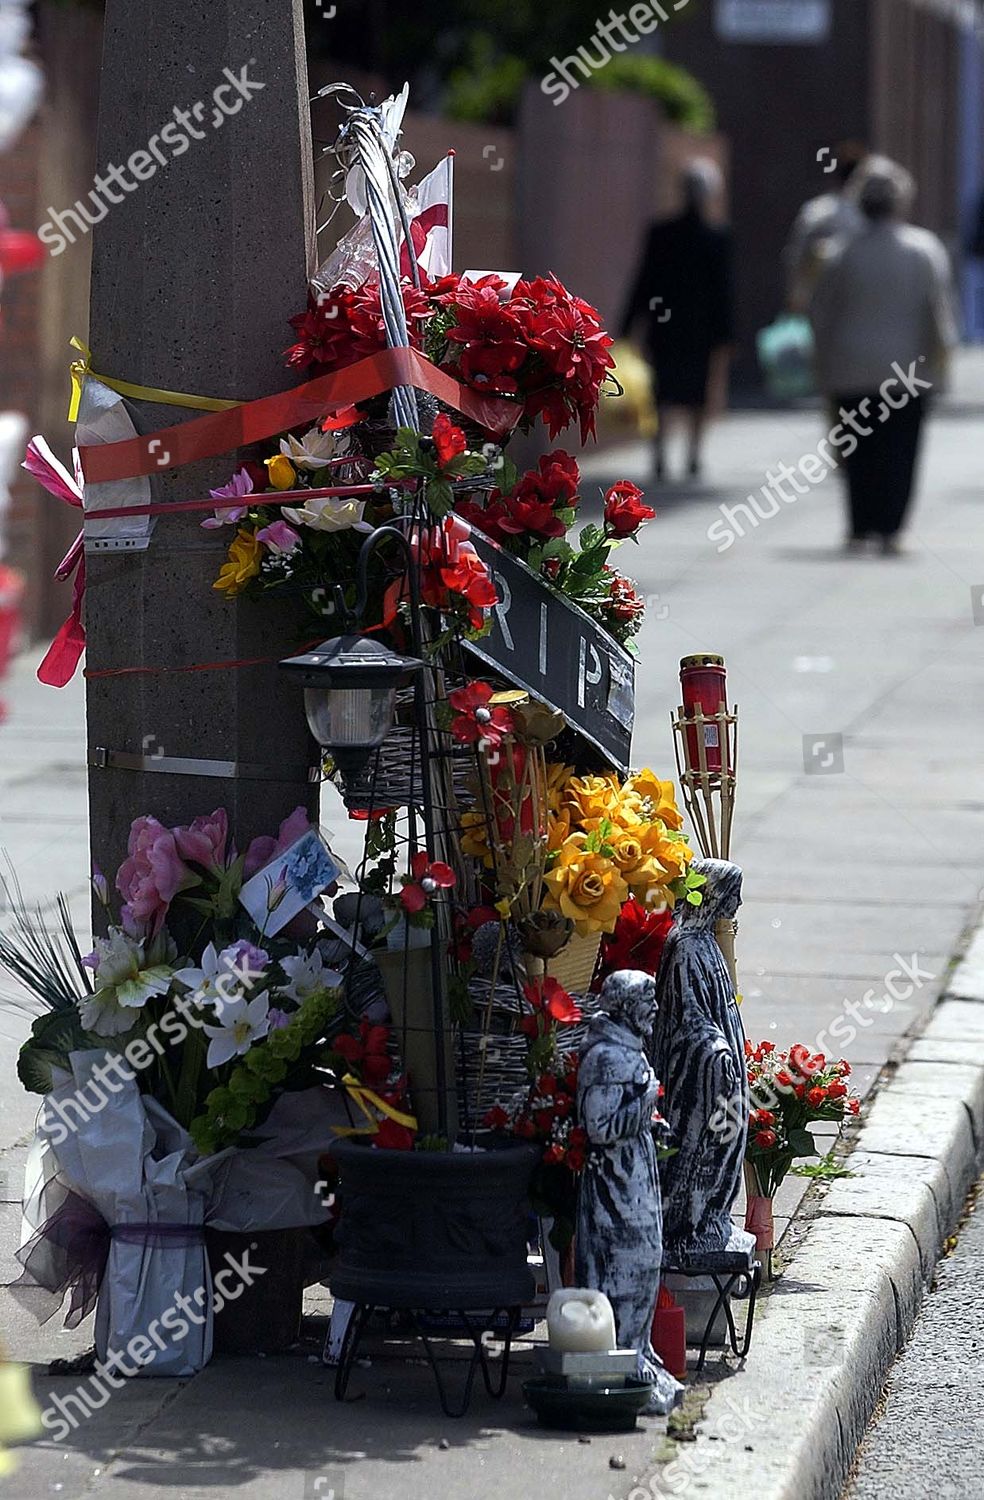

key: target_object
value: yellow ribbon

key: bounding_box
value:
[67,336,243,424]
[331,1073,418,1138]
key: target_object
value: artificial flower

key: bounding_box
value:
[543,835,628,937]
[256,519,301,555]
[522,974,582,1026]
[265,454,297,490]
[279,948,341,1003]
[91,863,110,907]
[400,851,456,914]
[173,940,269,1010]
[116,816,197,934]
[626,769,685,830]
[213,528,263,596]
[431,413,467,467]
[333,1019,392,1086]
[79,928,178,1037]
[597,898,673,983]
[203,992,271,1069]
[603,480,655,539]
[447,680,515,749]
[173,808,229,873]
[281,496,372,533]
[279,426,340,471]
[244,806,312,879]
[203,468,254,529]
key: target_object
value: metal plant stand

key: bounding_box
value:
[661,1250,763,1374]
[332,1303,524,1418]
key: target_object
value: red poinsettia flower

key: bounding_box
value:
[447,680,515,749]
[445,281,529,394]
[400,850,456,913]
[597,899,673,984]
[604,480,656,539]
[431,412,468,468]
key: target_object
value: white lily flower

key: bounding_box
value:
[279,426,344,472]
[279,949,342,1004]
[281,497,373,533]
[203,992,271,1069]
[174,941,268,1013]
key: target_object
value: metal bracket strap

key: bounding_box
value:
[90,748,322,782]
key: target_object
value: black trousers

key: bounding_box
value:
[834,393,927,539]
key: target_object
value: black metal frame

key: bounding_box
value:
[332,1302,522,1418]
[662,1258,762,1374]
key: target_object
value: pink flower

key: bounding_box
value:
[244,805,311,879]
[256,519,301,555]
[173,808,230,872]
[116,816,197,935]
[202,468,254,529]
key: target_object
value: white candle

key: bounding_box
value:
[546,1288,617,1352]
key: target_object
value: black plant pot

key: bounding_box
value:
[329,1138,539,1309]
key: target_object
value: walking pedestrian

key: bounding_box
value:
[809,157,959,556]
[619,159,733,483]
[783,140,867,313]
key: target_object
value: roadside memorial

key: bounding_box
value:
[5,77,776,1422]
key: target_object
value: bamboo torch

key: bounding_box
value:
[671,654,739,992]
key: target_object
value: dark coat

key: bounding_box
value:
[620,208,734,406]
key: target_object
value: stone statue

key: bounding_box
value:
[651,858,750,1260]
[575,969,682,1414]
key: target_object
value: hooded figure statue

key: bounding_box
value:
[651,858,749,1259]
[575,969,682,1415]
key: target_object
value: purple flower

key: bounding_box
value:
[91,863,110,907]
[256,519,301,556]
[219,939,270,980]
[268,1007,290,1031]
[202,468,254,529]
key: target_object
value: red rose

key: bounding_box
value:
[483,1105,511,1131]
[543,1144,565,1165]
[807,1086,827,1107]
[826,1080,848,1100]
[432,412,468,467]
[754,1129,777,1149]
[604,481,656,539]
[848,1098,861,1115]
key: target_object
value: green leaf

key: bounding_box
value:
[788,1128,816,1157]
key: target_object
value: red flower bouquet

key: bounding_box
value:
[286,270,615,444]
[744,1040,860,1199]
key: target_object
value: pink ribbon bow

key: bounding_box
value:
[22,435,86,687]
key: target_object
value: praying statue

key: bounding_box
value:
[651,858,750,1260]
[575,969,682,1414]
